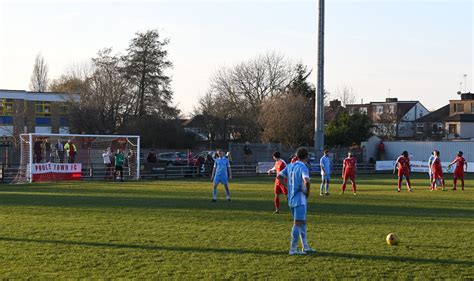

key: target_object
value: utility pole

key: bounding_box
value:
[463,74,468,92]
[314,0,325,154]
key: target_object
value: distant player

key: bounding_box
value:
[211,149,232,202]
[448,151,467,191]
[114,149,125,182]
[277,147,316,255]
[428,151,438,189]
[341,152,357,195]
[267,152,288,214]
[320,150,331,196]
[393,151,412,192]
[430,150,446,191]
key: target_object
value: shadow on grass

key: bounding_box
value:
[0,192,472,219]
[0,236,472,267]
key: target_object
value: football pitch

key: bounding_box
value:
[0,174,473,279]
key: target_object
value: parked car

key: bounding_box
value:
[193,150,216,163]
[158,152,188,166]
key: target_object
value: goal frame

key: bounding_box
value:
[20,133,141,183]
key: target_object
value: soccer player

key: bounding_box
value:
[393,151,412,192]
[277,147,316,255]
[211,149,232,202]
[320,150,331,196]
[448,151,467,191]
[430,150,446,191]
[114,149,125,182]
[428,151,437,189]
[341,152,357,195]
[267,151,287,214]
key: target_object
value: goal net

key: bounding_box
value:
[14,133,140,183]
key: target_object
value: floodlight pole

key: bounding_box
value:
[314,0,325,154]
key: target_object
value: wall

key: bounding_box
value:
[459,123,474,138]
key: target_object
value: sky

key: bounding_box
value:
[0,0,472,116]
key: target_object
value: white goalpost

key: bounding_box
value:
[15,133,140,183]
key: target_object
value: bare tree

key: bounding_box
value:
[259,93,314,148]
[30,54,49,92]
[335,85,357,106]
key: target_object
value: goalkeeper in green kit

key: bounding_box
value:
[114,149,125,182]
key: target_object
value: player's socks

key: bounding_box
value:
[274,197,280,211]
[290,225,301,252]
[320,183,324,195]
[453,179,457,190]
[461,179,464,191]
[325,183,329,194]
[406,179,412,191]
[397,179,402,191]
[300,224,315,253]
[352,182,356,193]
[341,183,346,193]
[213,187,218,201]
[224,186,231,200]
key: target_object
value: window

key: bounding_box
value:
[417,124,424,133]
[35,101,51,117]
[388,105,395,113]
[432,124,438,133]
[449,124,457,134]
[0,99,14,116]
[376,105,384,114]
[359,107,368,114]
[456,103,464,112]
[471,103,474,113]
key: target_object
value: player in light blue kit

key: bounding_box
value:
[211,149,232,202]
[278,147,316,255]
[320,149,331,196]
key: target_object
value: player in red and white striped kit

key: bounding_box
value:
[448,151,467,191]
[393,151,412,192]
[267,151,288,214]
[341,152,357,195]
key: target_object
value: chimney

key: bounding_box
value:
[330,99,341,108]
[386,98,398,102]
[461,93,474,100]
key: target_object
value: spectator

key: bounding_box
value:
[127,149,135,175]
[147,150,157,163]
[226,151,233,164]
[114,149,125,182]
[195,155,205,176]
[55,139,64,163]
[44,138,51,162]
[187,149,194,166]
[244,142,252,165]
[64,140,77,163]
[378,140,385,160]
[33,139,43,163]
[102,148,113,179]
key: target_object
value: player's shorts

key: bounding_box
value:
[433,171,444,179]
[321,174,330,181]
[454,170,464,179]
[343,172,355,181]
[213,174,228,185]
[290,205,307,221]
[274,183,288,195]
[398,169,410,178]
[115,166,123,171]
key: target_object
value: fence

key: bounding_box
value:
[0,163,376,183]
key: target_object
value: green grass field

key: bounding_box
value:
[0,174,473,279]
